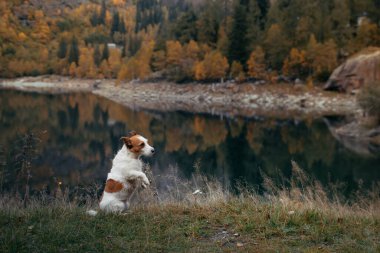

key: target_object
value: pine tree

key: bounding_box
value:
[172,10,198,44]
[197,2,221,47]
[57,38,67,59]
[264,24,290,70]
[331,0,352,47]
[99,0,106,25]
[102,42,109,61]
[111,11,120,36]
[68,37,79,65]
[93,44,101,67]
[228,3,248,65]
[119,18,126,34]
[90,12,99,26]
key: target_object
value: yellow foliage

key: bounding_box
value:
[7,59,44,77]
[117,40,155,81]
[32,12,51,43]
[185,40,200,60]
[76,47,97,78]
[247,46,266,80]
[151,50,166,71]
[69,62,77,77]
[306,35,338,77]
[194,51,229,81]
[112,0,125,6]
[124,6,136,33]
[166,40,183,66]
[230,61,244,78]
[108,48,122,77]
[194,61,206,81]
[100,60,112,78]
[282,48,307,77]
[18,32,27,42]
[39,48,49,63]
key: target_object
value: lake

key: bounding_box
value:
[1,89,379,196]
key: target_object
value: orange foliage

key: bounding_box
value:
[282,48,307,77]
[194,51,229,81]
[118,40,155,81]
[230,61,245,82]
[247,46,266,80]
[166,40,183,66]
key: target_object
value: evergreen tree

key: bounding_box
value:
[99,0,106,25]
[172,10,198,44]
[135,0,163,32]
[197,2,222,47]
[228,3,249,65]
[93,44,101,67]
[264,24,290,70]
[57,38,67,59]
[121,41,127,58]
[119,19,126,34]
[111,11,120,36]
[331,0,352,47]
[68,37,79,65]
[102,42,109,61]
[90,12,99,26]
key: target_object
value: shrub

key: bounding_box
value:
[357,82,380,123]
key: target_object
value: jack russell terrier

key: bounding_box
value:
[87,131,154,215]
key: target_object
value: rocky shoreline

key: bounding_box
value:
[0,75,358,119]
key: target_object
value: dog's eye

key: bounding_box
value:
[139,143,145,147]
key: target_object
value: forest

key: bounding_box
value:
[0,0,379,83]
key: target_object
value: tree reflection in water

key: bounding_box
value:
[0,90,379,196]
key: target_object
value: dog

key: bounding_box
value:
[87,131,154,215]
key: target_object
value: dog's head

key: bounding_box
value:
[120,131,155,157]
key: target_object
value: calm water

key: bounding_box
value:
[1,90,379,195]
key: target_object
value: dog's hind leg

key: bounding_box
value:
[101,200,128,213]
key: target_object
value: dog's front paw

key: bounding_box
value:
[141,175,150,188]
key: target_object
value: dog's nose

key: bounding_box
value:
[151,148,155,154]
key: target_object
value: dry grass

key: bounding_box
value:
[1,161,379,252]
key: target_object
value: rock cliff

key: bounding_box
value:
[325,47,380,92]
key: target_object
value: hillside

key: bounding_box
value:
[0,0,379,83]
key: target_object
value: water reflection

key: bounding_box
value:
[0,90,379,195]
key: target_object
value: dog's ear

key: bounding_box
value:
[120,136,133,149]
[128,131,137,137]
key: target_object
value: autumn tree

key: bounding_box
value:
[166,40,183,66]
[282,48,307,79]
[306,35,337,81]
[118,40,155,81]
[195,51,229,81]
[76,47,97,78]
[32,10,51,43]
[108,48,122,77]
[230,61,245,82]
[247,46,266,80]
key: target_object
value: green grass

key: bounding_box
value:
[1,200,379,252]
[1,162,379,252]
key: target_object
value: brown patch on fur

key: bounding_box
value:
[121,134,145,154]
[104,179,124,193]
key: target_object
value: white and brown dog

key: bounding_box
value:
[87,131,154,215]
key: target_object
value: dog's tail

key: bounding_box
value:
[86,209,98,216]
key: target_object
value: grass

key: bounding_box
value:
[1,162,380,252]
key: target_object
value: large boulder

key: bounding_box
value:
[324,47,380,92]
